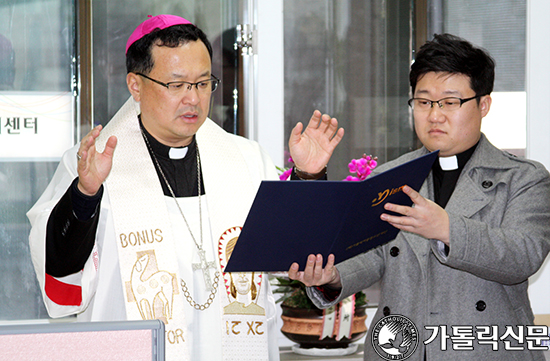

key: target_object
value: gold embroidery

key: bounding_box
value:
[166,328,186,344]
[119,229,163,248]
[219,228,265,316]
[224,272,265,315]
[127,250,176,324]
[226,320,265,336]
[231,321,241,335]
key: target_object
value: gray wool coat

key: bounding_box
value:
[308,134,550,360]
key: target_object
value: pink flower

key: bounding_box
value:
[345,175,361,181]
[279,168,293,181]
[344,154,378,181]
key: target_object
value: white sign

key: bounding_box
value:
[0,92,74,160]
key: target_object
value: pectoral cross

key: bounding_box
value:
[192,249,217,291]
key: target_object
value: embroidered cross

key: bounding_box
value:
[193,249,217,291]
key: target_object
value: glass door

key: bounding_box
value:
[281,0,416,180]
[0,0,77,320]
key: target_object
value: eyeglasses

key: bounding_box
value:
[407,95,484,111]
[136,72,220,95]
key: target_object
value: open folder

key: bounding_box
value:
[224,150,438,272]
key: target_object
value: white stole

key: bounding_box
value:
[96,97,269,360]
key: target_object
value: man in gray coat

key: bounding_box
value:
[288,34,550,360]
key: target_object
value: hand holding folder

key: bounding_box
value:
[224,151,439,273]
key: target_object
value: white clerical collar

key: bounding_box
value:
[169,147,188,159]
[439,155,459,171]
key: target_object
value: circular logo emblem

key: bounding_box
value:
[371,314,419,360]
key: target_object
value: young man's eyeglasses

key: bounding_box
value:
[136,73,220,95]
[407,95,485,111]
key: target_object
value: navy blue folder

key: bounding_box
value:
[224,150,438,272]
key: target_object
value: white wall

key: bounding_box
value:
[526,0,550,316]
[254,0,284,167]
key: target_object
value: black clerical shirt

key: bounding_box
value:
[432,143,478,209]
[142,123,205,198]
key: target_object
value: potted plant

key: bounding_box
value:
[272,277,368,352]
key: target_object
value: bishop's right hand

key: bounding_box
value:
[287,253,342,289]
[76,125,117,196]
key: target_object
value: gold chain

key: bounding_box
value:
[181,272,220,310]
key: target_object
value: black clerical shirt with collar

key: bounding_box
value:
[140,121,205,198]
[432,142,479,209]
[431,141,478,261]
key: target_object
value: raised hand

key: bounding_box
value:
[288,254,341,289]
[289,110,344,174]
[76,125,117,196]
[381,185,450,245]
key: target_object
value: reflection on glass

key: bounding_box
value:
[282,0,417,180]
[0,0,75,320]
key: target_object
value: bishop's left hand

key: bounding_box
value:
[289,110,344,174]
[381,185,450,245]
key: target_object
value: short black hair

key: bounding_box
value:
[410,33,495,97]
[126,24,213,75]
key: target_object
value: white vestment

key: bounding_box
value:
[27,97,280,361]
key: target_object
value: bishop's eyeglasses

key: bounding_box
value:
[136,72,220,95]
[407,95,484,112]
